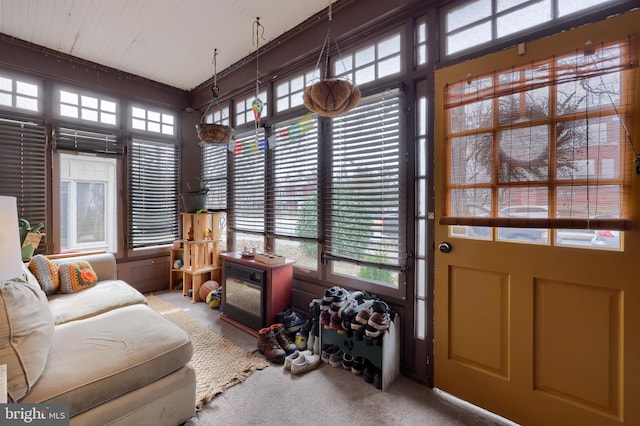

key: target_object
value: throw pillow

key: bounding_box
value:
[0,276,55,402]
[28,254,60,295]
[58,261,98,293]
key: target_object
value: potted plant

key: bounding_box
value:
[180,177,209,213]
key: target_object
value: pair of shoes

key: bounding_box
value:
[321,344,339,363]
[365,312,391,338]
[288,350,321,375]
[257,323,297,363]
[351,356,365,375]
[258,325,287,363]
[329,349,344,367]
[284,350,311,371]
[341,352,355,370]
[320,310,332,329]
[276,309,306,333]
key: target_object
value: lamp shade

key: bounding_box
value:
[0,196,24,281]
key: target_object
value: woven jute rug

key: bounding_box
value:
[146,294,269,409]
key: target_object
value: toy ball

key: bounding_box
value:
[206,290,221,309]
[199,280,220,302]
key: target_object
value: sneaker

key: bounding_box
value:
[320,310,332,328]
[367,312,390,331]
[341,352,355,370]
[353,308,371,330]
[373,369,382,389]
[284,349,311,371]
[321,345,339,363]
[351,356,365,375]
[281,310,306,333]
[323,286,341,303]
[363,364,375,383]
[329,349,344,368]
[291,352,322,375]
[331,288,348,309]
[329,312,342,331]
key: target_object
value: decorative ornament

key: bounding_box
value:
[196,48,234,145]
[252,98,263,124]
[303,1,361,117]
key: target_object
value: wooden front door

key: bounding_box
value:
[433,10,640,426]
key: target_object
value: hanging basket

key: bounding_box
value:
[196,123,233,144]
[303,79,361,117]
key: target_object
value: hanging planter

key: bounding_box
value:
[303,1,361,117]
[196,49,233,145]
[303,78,361,117]
[196,121,233,144]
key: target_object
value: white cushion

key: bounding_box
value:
[0,276,55,401]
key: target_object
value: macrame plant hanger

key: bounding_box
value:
[195,48,233,145]
[303,0,361,117]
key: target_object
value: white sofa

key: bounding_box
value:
[2,253,196,426]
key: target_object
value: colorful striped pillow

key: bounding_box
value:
[28,254,59,295]
[58,261,98,293]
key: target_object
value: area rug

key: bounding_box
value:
[145,294,269,409]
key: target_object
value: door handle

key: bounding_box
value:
[438,242,452,253]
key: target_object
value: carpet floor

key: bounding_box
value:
[153,291,519,426]
[146,294,268,409]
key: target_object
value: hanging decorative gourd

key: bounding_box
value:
[196,49,234,145]
[303,1,361,117]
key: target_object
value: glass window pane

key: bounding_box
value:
[16,96,38,111]
[446,0,491,32]
[148,111,161,122]
[0,77,11,92]
[0,93,11,106]
[497,1,552,38]
[355,46,375,67]
[101,100,116,113]
[162,114,174,125]
[81,108,98,122]
[378,34,401,58]
[132,107,146,118]
[378,56,401,78]
[60,104,78,118]
[132,118,146,130]
[16,81,37,97]
[60,90,78,105]
[81,95,98,109]
[275,238,317,271]
[558,0,612,17]
[447,21,492,55]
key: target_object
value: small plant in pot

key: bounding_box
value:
[181,177,209,213]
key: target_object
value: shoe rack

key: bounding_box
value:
[320,314,400,391]
[172,212,223,303]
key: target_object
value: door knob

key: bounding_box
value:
[438,242,452,253]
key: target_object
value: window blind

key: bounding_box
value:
[268,115,319,238]
[54,126,124,155]
[0,117,47,252]
[128,138,179,248]
[325,89,403,267]
[229,132,265,233]
[202,143,228,211]
[442,38,637,231]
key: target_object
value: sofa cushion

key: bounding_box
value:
[0,276,55,402]
[58,261,98,293]
[47,280,147,325]
[21,304,193,417]
[28,254,60,295]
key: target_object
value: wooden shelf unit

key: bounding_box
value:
[173,212,223,303]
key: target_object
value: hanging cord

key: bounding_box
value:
[253,17,265,99]
[201,49,219,121]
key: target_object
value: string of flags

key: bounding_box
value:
[226,113,314,154]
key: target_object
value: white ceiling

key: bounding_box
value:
[0,0,333,91]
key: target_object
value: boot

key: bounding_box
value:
[257,327,286,363]
[271,323,298,355]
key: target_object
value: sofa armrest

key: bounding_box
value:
[49,253,117,281]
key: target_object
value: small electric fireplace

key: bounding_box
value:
[220,252,294,336]
[223,262,265,331]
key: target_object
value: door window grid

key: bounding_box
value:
[275,70,315,112]
[334,32,402,85]
[442,39,635,250]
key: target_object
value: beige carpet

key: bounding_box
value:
[145,295,269,409]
